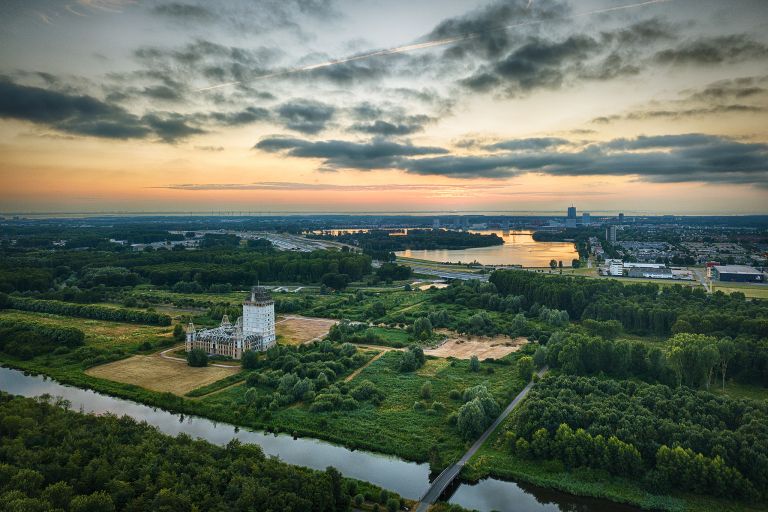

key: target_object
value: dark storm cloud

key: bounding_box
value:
[592,75,768,124]
[462,34,601,93]
[654,35,768,65]
[402,135,768,186]
[348,115,434,137]
[142,85,184,102]
[485,138,569,151]
[254,136,448,170]
[209,106,271,126]
[142,113,205,142]
[275,99,335,134]
[427,0,567,61]
[152,2,216,21]
[302,60,389,85]
[0,78,202,142]
[254,132,768,186]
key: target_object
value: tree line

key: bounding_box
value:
[4,296,172,326]
[545,330,768,388]
[0,393,398,512]
[0,246,372,293]
[310,229,503,260]
[0,318,85,360]
[490,270,768,338]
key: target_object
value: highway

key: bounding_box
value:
[414,367,547,511]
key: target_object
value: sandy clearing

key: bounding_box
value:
[424,330,527,360]
[85,355,238,395]
[276,315,338,345]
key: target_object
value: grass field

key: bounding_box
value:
[0,310,171,348]
[85,354,239,395]
[276,315,337,344]
[713,282,768,299]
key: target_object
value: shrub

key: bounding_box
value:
[186,348,208,367]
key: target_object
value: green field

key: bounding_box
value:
[201,351,527,465]
[713,282,768,299]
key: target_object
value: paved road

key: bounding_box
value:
[414,367,547,512]
[408,265,489,281]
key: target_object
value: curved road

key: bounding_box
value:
[414,367,547,512]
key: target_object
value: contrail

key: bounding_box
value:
[195,0,674,92]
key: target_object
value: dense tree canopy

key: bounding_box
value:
[506,375,768,501]
[0,393,372,512]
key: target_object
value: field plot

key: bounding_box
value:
[276,315,337,345]
[86,355,238,395]
[425,330,526,359]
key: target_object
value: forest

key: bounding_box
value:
[0,247,372,294]
[309,229,504,260]
[0,393,403,512]
[490,270,768,338]
[505,375,768,502]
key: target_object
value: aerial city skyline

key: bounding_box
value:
[1,0,767,214]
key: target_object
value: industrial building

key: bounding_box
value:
[185,287,276,359]
[711,265,765,283]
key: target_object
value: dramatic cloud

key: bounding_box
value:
[485,137,569,151]
[254,132,768,186]
[0,78,202,142]
[404,134,768,186]
[593,75,768,124]
[426,0,567,61]
[254,136,448,169]
[275,99,335,134]
[654,35,768,65]
[152,3,216,21]
[349,115,434,136]
[209,106,271,126]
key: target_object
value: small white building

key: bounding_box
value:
[185,286,276,359]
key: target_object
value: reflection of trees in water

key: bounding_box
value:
[449,478,643,512]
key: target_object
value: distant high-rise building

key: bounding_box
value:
[567,206,577,219]
[606,225,617,243]
[582,212,591,226]
[618,212,625,223]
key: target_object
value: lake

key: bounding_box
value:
[397,230,579,267]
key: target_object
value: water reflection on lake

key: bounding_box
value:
[397,230,578,267]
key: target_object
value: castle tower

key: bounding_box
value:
[243,286,275,347]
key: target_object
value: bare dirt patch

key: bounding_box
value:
[424,330,526,360]
[276,315,338,345]
[85,355,238,395]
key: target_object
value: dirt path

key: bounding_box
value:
[344,351,386,383]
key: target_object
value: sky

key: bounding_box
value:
[0,0,767,214]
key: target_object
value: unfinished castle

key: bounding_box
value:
[185,286,276,359]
